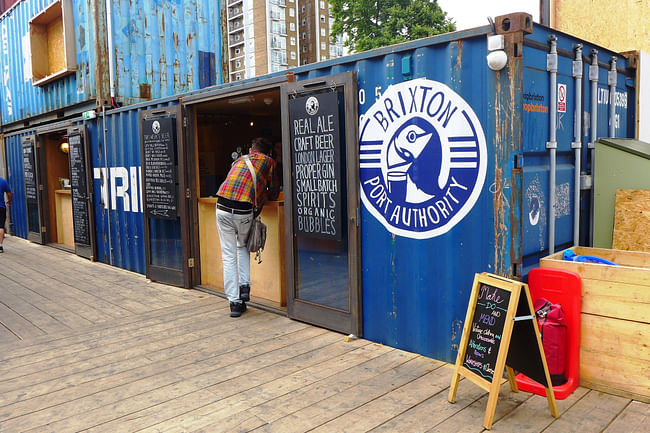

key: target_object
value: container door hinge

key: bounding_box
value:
[39,184,44,191]
[188,258,195,268]
[185,188,191,199]
[41,226,47,233]
[183,117,188,128]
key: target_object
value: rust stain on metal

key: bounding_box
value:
[139,83,151,100]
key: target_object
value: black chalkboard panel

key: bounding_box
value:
[289,91,342,240]
[68,134,91,246]
[142,117,178,220]
[22,142,38,203]
[507,288,549,387]
[462,283,512,382]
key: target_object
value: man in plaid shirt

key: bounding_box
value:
[216,137,280,317]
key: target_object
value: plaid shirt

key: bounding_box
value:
[217,152,280,208]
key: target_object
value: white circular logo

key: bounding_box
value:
[305,96,319,115]
[152,120,161,134]
[359,79,487,239]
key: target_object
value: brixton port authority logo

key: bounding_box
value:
[359,79,487,239]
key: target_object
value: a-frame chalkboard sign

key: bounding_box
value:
[448,273,559,429]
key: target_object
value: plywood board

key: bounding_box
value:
[612,189,650,252]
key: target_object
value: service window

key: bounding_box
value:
[29,0,76,86]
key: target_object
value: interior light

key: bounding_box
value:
[60,142,69,154]
[250,121,255,127]
[228,95,255,104]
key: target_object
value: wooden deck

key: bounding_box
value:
[0,236,647,432]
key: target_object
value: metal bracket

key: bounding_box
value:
[571,141,582,149]
[546,53,558,72]
[587,141,595,149]
[572,60,583,78]
[589,64,599,81]
[608,70,617,86]
[546,141,557,149]
[580,174,593,190]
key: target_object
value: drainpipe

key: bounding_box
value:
[547,36,558,254]
[105,0,116,106]
[589,50,598,246]
[608,56,618,137]
[102,105,114,265]
[572,44,583,246]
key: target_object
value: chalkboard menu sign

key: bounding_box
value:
[289,91,342,240]
[462,283,511,382]
[22,142,38,203]
[142,117,178,220]
[449,273,559,429]
[68,134,91,246]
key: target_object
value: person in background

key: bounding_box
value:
[216,137,279,317]
[0,177,13,253]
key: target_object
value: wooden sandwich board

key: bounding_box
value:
[448,273,559,429]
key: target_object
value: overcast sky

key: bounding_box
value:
[437,0,541,30]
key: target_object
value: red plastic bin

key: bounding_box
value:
[515,267,581,399]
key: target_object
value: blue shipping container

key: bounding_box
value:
[0,0,222,127]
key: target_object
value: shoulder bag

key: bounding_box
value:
[243,155,267,263]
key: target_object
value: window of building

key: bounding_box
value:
[290,22,295,31]
[320,1,325,9]
[235,60,241,68]
[290,37,296,46]
[29,0,76,86]
[320,14,325,23]
[302,46,306,53]
[320,28,325,37]
[271,21,286,35]
[302,32,306,40]
[321,42,326,50]
[291,51,296,60]
[301,6,305,13]
[289,8,294,17]
[235,74,241,80]
[321,55,327,61]
[270,4,283,20]
[235,48,241,55]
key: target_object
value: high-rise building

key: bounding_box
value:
[225,0,344,81]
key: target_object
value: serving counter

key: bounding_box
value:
[54,189,74,249]
[198,195,286,306]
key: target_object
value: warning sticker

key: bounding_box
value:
[557,83,567,113]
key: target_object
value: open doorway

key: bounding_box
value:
[41,130,75,250]
[192,88,287,310]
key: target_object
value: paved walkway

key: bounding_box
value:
[0,236,647,432]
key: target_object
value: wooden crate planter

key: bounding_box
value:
[540,247,650,402]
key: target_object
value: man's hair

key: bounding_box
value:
[251,137,272,155]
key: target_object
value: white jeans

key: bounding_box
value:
[216,208,253,303]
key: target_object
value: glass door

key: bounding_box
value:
[67,125,96,260]
[281,71,362,336]
[139,106,192,287]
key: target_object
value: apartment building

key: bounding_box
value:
[226,0,344,81]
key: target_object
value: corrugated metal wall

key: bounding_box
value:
[3,132,29,238]
[520,27,634,273]
[0,0,99,125]
[0,0,222,127]
[87,98,179,274]
[111,0,223,105]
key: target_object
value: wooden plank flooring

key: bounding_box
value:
[0,236,647,432]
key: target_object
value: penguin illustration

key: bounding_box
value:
[386,117,446,203]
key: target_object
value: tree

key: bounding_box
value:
[330,0,456,53]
